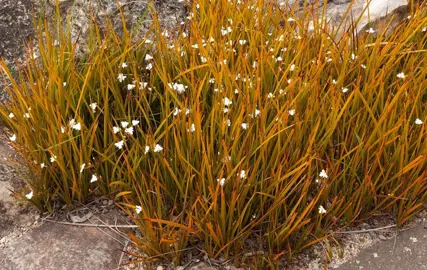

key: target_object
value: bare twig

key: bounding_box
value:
[43,218,138,228]
[392,232,398,253]
[334,224,396,234]
[118,240,130,269]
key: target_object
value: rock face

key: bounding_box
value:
[0,0,35,65]
[42,0,187,55]
[323,0,408,31]
[0,0,411,64]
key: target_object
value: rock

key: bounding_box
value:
[378,235,387,240]
[324,0,408,32]
[188,262,217,270]
[0,222,123,270]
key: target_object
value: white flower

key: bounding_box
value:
[226,119,231,127]
[209,78,215,84]
[318,205,327,214]
[169,83,186,94]
[276,56,283,62]
[9,134,16,142]
[115,140,124,149]
[173,107,182,116]
[223,97,232,106]
[397,72,405,79]
[145,54,153,61]
[132,120,139,126]
[239,40,247,45]
[63,82,67,87]
[288,109,295,116]
[50,155,57,163]
[146,63,153,70]
[139,82,148,89]
[188,123,195,133]
[221,27,231,36]
[252,61,257,68]
[289,64,296,71]
[241,123,249,130]
[161,30,169,37]
[415,118,423,125]
[191,44,199,49]
[24,113,30,119]
[267,92,275,99]
[127,84,136,91]
[239,170,247,179]
[223,107,229,113]
[366,28,375,34]
[121,62,128,68]
[89,102,97,113]
[319,169,328,179]
[40,163,46,169]
[124,127,134,135]
[113,126,120,134]
[217,178,226,186]
[135,205,142,214]
[200,56,207,63]
[90,174,98,183]
[145,39,152,44]
[332,79,337,85]
[72,122,81,131]
[8,113,14,118]
[25,191,33,200]
[118,73,127,82]
[121,121,129,128]
[234,89,239,94]
[153,144,163,152]
[144,145,150,154]
[287,17,295,22]
[342,87,349,93]
[361,64,367,69]
[80,163,86,173]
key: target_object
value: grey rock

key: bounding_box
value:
[0,222,123,270]
[336,223,427,270]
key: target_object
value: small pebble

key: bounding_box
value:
[373,253,378,258]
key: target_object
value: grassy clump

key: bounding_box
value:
[1,0,427,266]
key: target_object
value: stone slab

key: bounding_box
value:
[336,223,427,270]
[0,221,124,270]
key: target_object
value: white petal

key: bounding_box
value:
[90,174,98,183]
[319,169,328,179]
[25,191,33,199]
